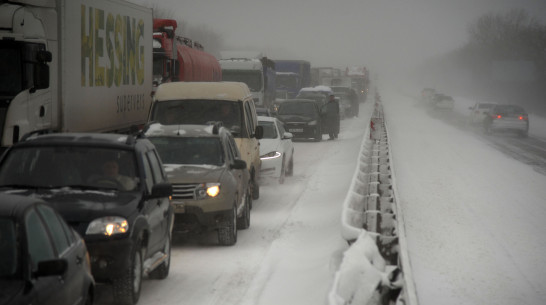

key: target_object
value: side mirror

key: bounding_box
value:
[254,125,264,139]
[282,132,293,140]
[231,159,247,170]
[149,182,173,199]
[35,259,67,277]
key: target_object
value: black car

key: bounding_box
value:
[276,99,323,142]
[0,133,173,305]
[0,193,95,305]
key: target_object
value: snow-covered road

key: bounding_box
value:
[383,89,546,305]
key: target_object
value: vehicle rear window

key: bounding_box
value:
[150,137,223,166]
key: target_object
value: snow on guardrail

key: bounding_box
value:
[329,91,419,305]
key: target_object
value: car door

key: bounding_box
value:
[36,205,88,305]
[143,150,171,254]
[226,134,246,207]
[24,207,64,305]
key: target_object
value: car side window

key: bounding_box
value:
[226,134,240,161]
[147,150,166,184]
[36,205,70,255]
[244,101,254,137]
[26,208,56,268]
[142,155,154,193]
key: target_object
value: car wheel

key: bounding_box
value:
[314,126,322,142]
[286,154,294,177]
[218,204,237,246]
[237,190,251,230]
[251,172,260,200]
[279,157,286,184]
[148,233,171,280]
[113,239,143,305]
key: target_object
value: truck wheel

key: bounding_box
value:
[113,239,143,305]
[148,233,171,280]
[218,205,237,246]
[237,190,251,230]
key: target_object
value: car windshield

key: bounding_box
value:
[0,218,19,279]
[151,100,243,133]
[258,121,278,139]
[221,70,263,91]
[278,102,317,118]
[150,137,224,166]
[0,147,139,191]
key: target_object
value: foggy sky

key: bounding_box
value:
[135,0,546,79]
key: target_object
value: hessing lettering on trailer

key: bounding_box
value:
[81,5,146,88]
[116,94,146,113]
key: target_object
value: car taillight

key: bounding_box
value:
[519,115,528,121]
[493,114,501,119]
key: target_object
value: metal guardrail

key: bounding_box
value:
[331,94,419,305]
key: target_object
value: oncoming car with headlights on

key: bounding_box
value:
[145,123,251,246]
[258,116,294,184]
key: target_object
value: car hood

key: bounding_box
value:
[163,164,225,183]
[0,188,140,224]
[277,114,314,123]
[0,279,25,305]
[259,139,281,155]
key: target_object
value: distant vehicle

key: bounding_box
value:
[483,104,529,137]
[258,116,295,184]
[0,133,174,305]
[256,107,272,117]
[467,102,498,125]
[296,91,327,109]
[273,60,311,98]
[421,88,436,104]
[276,99,323,142]
[152,19,221,91]
[331,86,359,118]
[0,193,95,305]
[146,123,251,246]
[431,93,454,110]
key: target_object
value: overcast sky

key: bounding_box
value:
[135,0,546,79]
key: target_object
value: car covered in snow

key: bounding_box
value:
[145,123,252,246]
[483,104,529,137]
[467,102,498,125]
[258,116,294,184]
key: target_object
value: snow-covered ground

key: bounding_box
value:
[382,88,546,305]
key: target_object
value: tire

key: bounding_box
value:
[237,190,251,230]
[278,156,286,184]
[113,239,143,305]
[251,172,260,200]
[148,233,171,280]
[286,154,294,177]
[314,126,322,142]
[218,205,237,246]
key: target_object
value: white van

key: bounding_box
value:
[150,82,263,199]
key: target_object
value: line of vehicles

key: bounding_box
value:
[420,88,530,138]
[0,0,370,304]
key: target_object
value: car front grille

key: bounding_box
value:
[172,183,199,200]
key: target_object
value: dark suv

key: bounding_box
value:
[0,132,173,305]
[145,123,251,246]
[276,99,323,142]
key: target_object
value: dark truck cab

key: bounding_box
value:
[0,132,173,305]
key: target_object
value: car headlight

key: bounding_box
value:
[195,183,221,199]
[260,151,282,160]
[86,217,129,236]
[308,120,317,126]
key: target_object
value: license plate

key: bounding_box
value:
[289,128,303,132]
